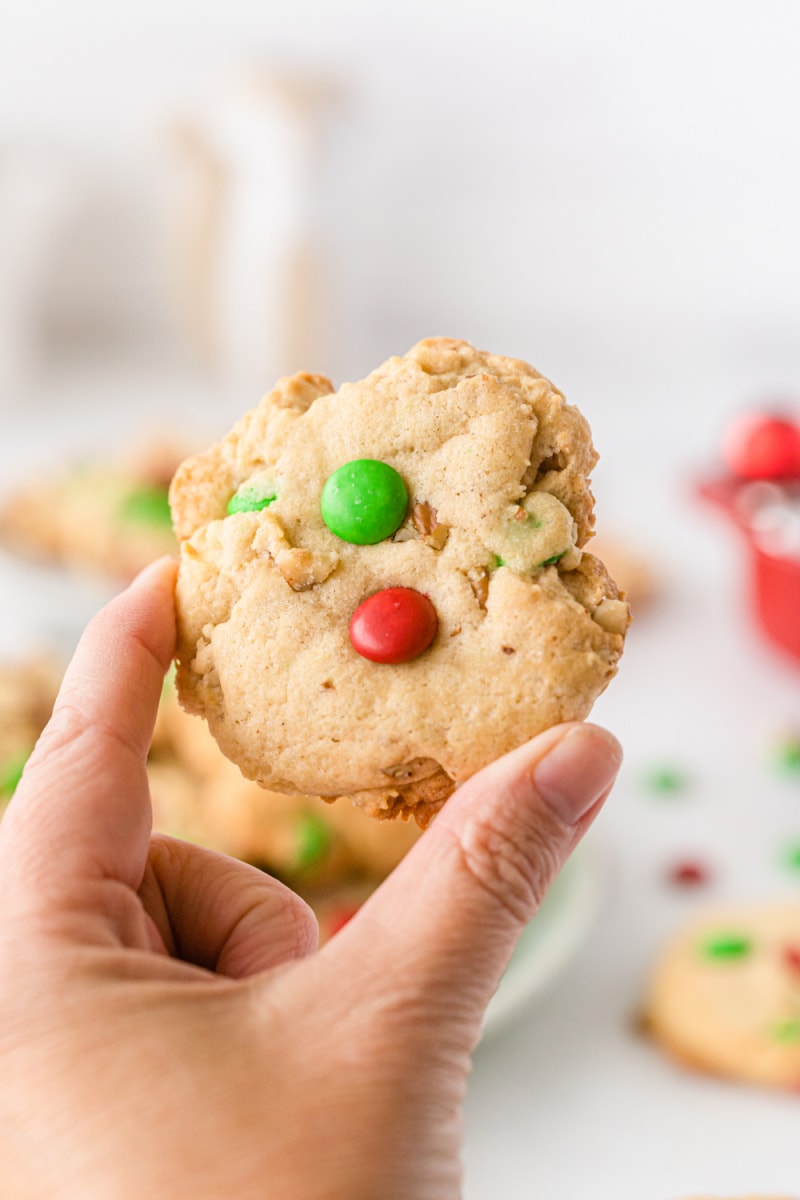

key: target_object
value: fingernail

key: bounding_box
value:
[533,725,622,825]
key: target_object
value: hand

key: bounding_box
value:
[0,558,621,1200]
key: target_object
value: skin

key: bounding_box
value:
[0,558,622,1200]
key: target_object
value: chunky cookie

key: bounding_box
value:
[644,905,800,1091]
[171,337,629,824]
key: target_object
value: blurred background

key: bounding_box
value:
[2,2,800,1197]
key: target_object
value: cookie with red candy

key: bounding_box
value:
[170,338,629,825]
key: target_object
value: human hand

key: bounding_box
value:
[0,558,621,1200]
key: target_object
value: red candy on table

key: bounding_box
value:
[349,587,438,664]
[723,412,800,481]
[666,860,710,888]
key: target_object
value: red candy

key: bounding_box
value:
[667,860,710,888]
[325,904,361,939]
[783,944,800,975]
[349,586,438,664]
[724,413,800,481]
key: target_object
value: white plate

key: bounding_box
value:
[482,841,603,1037]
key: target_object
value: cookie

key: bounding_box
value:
[0,659,419,918]
[644,905,800,1091]
[171,337,629,824]
[152,679,421,886]
[0,440,182,581]
[0,658,59,811]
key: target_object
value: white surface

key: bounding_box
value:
[483,844,603,1040]
[1,360,800,1199]
[4,2,800,397]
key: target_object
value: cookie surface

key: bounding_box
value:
[171,337,629,822]
[644,905,800,1091]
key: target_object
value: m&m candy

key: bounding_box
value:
[321,460,408,544]
[702,933,752,961]
[724,413,800,481]
[120,485,172,526]
[349,587,438,663]
[227,480,277,514]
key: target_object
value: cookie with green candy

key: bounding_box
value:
[170,339,629,825]
[0,440,182,580]
[644,905,800,1091]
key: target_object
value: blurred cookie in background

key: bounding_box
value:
[0,439,184,581]
[0,658,421,943]
[0,657,60,805]
[644,905,800,1092]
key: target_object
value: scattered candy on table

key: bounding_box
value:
[781,843,800,873]
[644,765,690,796]
[774,735,800,776]
[666,860,711,888]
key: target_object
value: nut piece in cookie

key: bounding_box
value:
[170,337,630,825]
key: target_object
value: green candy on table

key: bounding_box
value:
[644,765,689,796]
[227,481,278,515]
[120,485,173,526]
[775,736,800,775]
[782,843,800,872]
[320,459,408,545]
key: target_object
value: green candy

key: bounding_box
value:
[120,485,172,526]
[539,550,568,567]
[320,459,407,545]
[776,737,800,775]
[294,813,331,869]
[645,766,688,796]
[772,1017,800,1044]
[702,933,752,961]
[0,749,31,799]
[227,481,277,515]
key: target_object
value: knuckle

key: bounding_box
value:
[452,807,567,925]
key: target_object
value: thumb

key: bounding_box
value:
[326,722,621,1035]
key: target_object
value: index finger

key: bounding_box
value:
[0,558,177,903]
